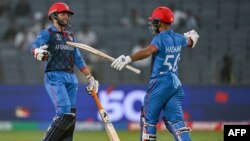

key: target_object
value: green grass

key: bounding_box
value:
[0,130,223,141]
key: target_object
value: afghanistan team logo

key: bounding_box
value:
[55,33,62,41]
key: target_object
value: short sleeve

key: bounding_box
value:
[31,30,50,48]
[150,36,161,51]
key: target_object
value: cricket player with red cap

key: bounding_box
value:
[111,6,199,141]
[30,2,98,141]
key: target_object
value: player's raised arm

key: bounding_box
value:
[111,45,157,71]
[130,45,158,61]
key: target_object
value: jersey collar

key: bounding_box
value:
[160,29,173,35]
[50,24,66,33]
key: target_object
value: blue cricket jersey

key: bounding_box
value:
[150,30,188,78]
[142,29,192,140]
[31,24,87,73]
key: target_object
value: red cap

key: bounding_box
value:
[148,6,174,24]
[48,2,74,17]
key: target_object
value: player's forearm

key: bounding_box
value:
[130,50,151,61]
[80,66,92,77]
[130,45,156,62]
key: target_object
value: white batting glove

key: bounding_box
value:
[184,30,200,48]
[86,75,99,95]
[33,45,50,61]
[111,55,132,71]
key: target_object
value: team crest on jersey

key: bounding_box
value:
[55,33,62,41]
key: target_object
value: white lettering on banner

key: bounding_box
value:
[99,90,124,121]
[124,90,144,121]
[75,122,103,131]
[0,122,12,131]
[98,90,145,122]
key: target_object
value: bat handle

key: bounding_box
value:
[91,90,103,110]
[125,65,141,74]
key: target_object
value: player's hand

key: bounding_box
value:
[33,45,50,61]
[111,55,132,71]
[86,75,99,96]
[184,30,199,48]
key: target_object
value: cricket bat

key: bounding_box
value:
[66,41,141,75]
[91,90,121,141]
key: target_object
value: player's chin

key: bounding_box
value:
[61,20,69,26]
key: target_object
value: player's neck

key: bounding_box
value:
[54,23,64,32]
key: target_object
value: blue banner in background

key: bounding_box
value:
[0,84,250,122]
[183,85,250,121]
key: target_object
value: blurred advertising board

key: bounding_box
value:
[0,84,250,123]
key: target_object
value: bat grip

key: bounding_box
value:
[92,90,103,110]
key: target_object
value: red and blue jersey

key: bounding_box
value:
[31,24,87,73]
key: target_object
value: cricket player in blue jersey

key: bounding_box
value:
[111,6,199,141]
[30,2,98,141]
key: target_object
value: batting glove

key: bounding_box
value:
[111,55,132,71]
[33,45,50,61]
[184,30,200,48]
[86,75,99,95]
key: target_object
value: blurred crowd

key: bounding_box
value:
[1,0,246,85]
[0,0,200,51]
[1,0,49,52]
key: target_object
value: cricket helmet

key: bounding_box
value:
[48,2,74,18]
[148,6,174,24]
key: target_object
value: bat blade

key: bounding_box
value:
[92,90,121,141]
[99,109,120,141]
[66,41,141,75]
